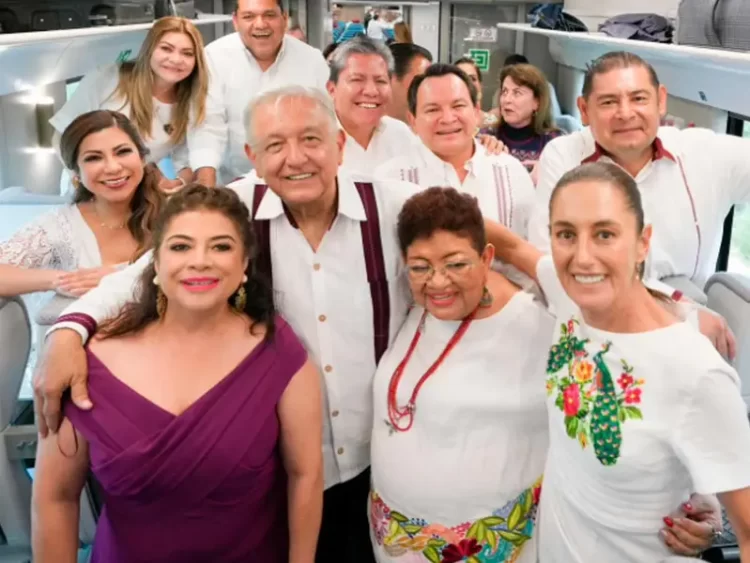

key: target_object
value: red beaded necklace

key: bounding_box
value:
[386,308,477,433]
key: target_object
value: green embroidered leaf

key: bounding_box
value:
[427,538,446,548]
[555,393,564,411]
[522,489,533,515]
[497,530,530,545]
[618,408,626,422]
[423,546,441,563]
[403,524,422,535]
[564,415,580,439]
[623,406,643,420]
[386,519,402,541]
[485,529,498,550]
[389,511,409,523]
[466,520,487,543]
[507,501,524,530]
[482,516,506,528]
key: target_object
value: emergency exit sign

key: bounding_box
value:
[468,49,490,72]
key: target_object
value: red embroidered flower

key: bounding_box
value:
[617,373,634,390]
[567,319,575,334]
[625,388,642,404]
[563,384,581,416]
[441,539,482,563]
[533,483,542,505]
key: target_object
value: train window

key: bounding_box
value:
[724,117,750,276]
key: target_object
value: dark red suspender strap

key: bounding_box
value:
[353,182,390,365]
[251,184,272,286]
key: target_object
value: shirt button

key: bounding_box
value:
[313,263,321,271]
[318,314,327,322]
[337,447,345,455]
[332,410,340,417]
[324,365,333,373]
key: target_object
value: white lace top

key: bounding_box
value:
[0,205,103,324]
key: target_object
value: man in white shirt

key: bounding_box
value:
[34,85,418,563]
[377,63,535,239]
[190,0,329,186]
[530,50,750,359]
[326,36,419,172]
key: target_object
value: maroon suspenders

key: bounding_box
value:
[250,181,390,365]
[251,184,272,286]
[353,182,390,365]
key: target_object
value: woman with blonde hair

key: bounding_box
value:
[51,16,209,194]
[494,63,561,171]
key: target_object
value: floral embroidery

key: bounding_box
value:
[370,477,542,563]
[546,318,645,466]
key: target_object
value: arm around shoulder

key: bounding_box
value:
[51,249,153,342]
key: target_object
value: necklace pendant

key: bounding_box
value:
[164,124,174,135]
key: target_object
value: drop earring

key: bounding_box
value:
[233,275,248,311]
[480,286,493,308]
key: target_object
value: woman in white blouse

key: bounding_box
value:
[0,110,163,323]
[50,16,208,194]
[369,187,550,563]
[491,162,750,562]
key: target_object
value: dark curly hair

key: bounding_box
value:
[98,184,275,340]
[397,187,486,256]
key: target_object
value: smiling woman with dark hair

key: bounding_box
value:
[32,184,323,563]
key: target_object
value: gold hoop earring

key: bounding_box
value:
[233,286,247,311]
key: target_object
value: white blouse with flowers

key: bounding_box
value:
[535,255,750,562]
[370,291,554,563]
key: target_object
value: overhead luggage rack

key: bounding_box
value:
[0,1,157,34]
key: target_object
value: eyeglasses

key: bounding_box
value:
[406,260,476,283]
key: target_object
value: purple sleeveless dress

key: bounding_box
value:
[64,317,307,563]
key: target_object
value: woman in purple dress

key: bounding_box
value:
[32,185,323,563]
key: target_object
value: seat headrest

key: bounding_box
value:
[0,297,31,429]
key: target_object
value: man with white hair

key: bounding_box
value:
[32,85,420,563]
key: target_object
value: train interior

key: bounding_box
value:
[0,0,749,561]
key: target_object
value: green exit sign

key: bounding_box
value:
[468,49,490,73]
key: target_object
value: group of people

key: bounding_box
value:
[1,0,750,561]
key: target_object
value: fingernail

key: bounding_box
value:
[663,516,674,527]
[683,502,693,511]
